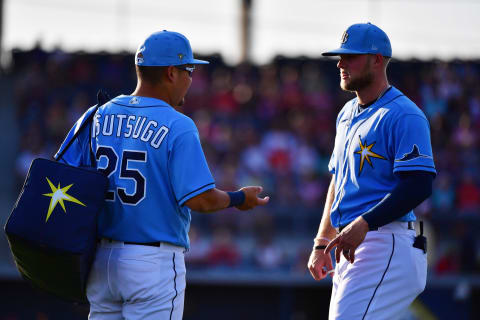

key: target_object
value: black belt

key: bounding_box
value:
[98,238,161,247]
[338,221,415,233]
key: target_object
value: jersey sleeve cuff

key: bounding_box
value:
[178,182,216,206]
[393,166,437,176]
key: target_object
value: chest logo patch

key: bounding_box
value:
[355,136,386,175]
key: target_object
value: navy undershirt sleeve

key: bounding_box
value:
[362,171,434,230]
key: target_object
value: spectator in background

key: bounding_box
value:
[435,246,460,275]
[185,226,211,269]
[436,221,479,275]
[252,231,287,271]
[207,228,241,268]
[15,124,49,191]
[11,43,480,278]
[210,67,237,115]
[456,173,480,216]
[432,174,455,216]
[454,113,477,149]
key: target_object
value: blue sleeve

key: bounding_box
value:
[56,124,92,167]
[169,129,215,206]
[55,106,96,167]
[392,114,436,175]
[362,171,434,230]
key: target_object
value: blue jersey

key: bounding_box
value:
[56,95,215,248]
[328,86,436,228]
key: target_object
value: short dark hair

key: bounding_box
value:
[136,65,168,84]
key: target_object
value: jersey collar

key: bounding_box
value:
[112,95,172,108]
[374,85,403,108]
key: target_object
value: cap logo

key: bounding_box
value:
[341,31,349,44]
[178,53,184,60]
[136,52,144,64]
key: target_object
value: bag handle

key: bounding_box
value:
[55,90,110,162]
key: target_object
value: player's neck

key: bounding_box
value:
[356,79,390,106]
[131,82,173,105]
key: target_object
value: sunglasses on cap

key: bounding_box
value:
[175,65,195,77]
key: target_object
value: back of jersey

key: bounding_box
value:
[92,95,215,248]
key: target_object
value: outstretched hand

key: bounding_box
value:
[324,216,369,264]
[235,186,269,210]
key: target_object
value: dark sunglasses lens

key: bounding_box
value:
[176,66,194,76]
[185,67,194,76]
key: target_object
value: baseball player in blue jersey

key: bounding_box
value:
[56,30,269,319]
[307,23,435,319]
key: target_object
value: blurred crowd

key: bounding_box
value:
[11,47,480,277]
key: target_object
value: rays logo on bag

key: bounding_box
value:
[42,177,86,222]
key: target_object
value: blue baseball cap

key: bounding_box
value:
[135,30,209,66]
[322,23,392,57]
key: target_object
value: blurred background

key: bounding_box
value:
[1,0,480,319]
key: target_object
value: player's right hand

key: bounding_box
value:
[308,249,334,280]
[235,186,269,210]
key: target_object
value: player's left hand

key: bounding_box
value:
[324,216,369,264]
[235,186,270,211]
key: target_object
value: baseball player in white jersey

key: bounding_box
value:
[307,23,435,319]
[56,30,269,319]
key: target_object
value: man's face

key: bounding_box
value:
[337,54,374,92]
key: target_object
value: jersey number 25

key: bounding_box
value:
[96,146,146,205]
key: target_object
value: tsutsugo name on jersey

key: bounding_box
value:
[93,113,170,149]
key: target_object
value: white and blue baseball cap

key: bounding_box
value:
[322,22,392,57]
[135,30,209,66]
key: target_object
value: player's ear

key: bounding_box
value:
[166,66,177,83]
[373,54,384,67]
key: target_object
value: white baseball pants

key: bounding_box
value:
[329,221,427,320]
[87,239,186,320]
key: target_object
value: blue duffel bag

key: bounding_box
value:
[4,91,109,303]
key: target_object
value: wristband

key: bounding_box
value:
[227,191,245,207]
[314,245,327,250]
[314,236,332,243]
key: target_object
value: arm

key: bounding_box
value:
[314,175,337,244]
[308,175,336,280]
[362,171,433,229]
[325,171,434,264]
[185,186,269,213]
[172,119,269,213]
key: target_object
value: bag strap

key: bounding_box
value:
[55,90,110,163]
